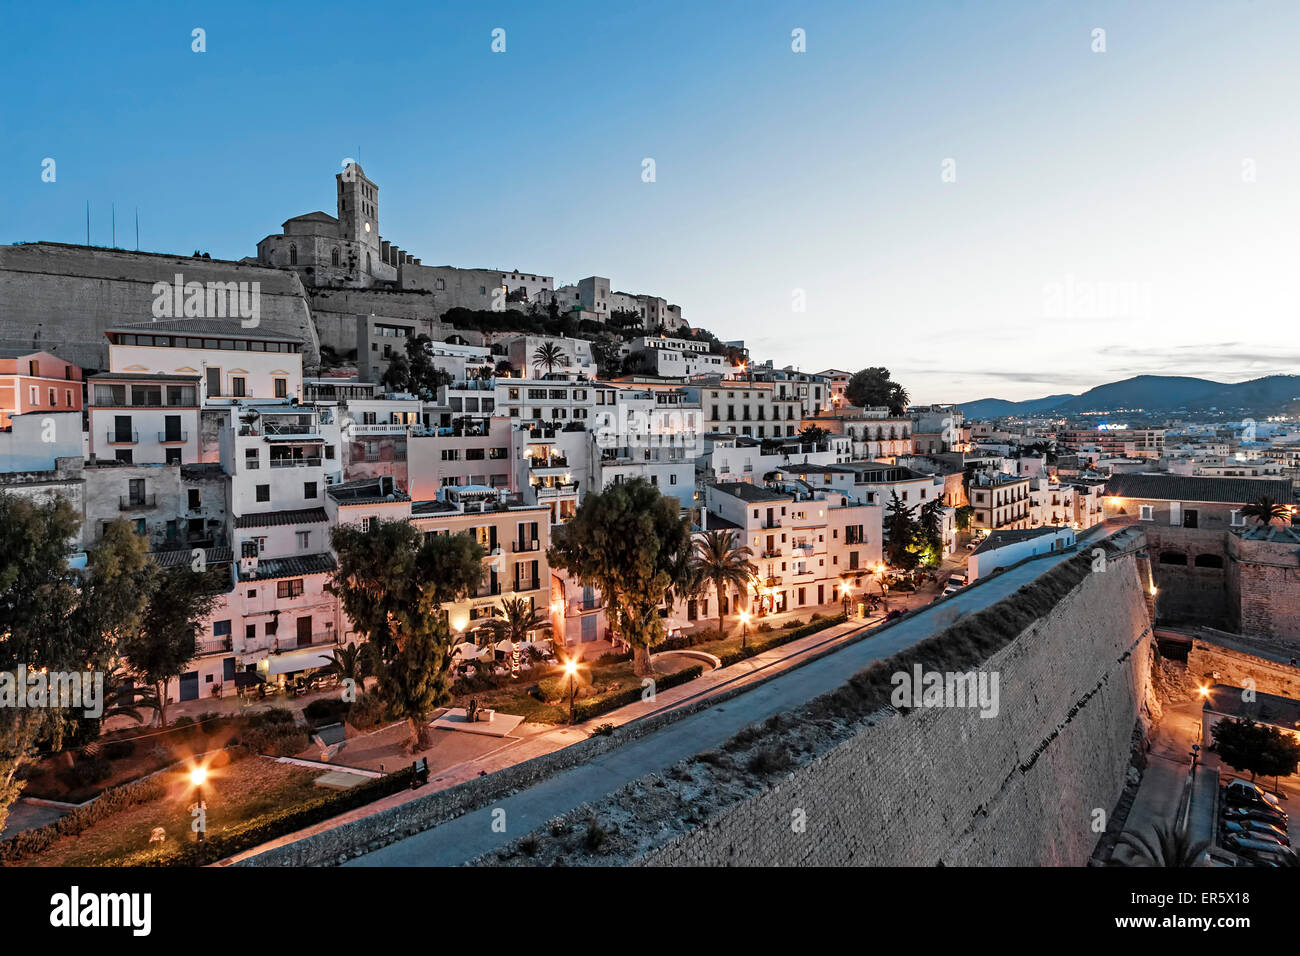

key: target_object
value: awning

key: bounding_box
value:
[265,647,336,676]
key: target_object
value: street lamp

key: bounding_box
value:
[188,764,208,865]
[739,609,751,648]
[564,658,579,724]
[841,582,853,617]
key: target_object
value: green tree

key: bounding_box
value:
[0,499,156,830]
[1211,717,1300,783]
[689,530,756,645]
[381,334,453,398]
[590,332,623,379]
[845,367,910,415]
[953,504,974,532]
[1240,495,1291,526]
[119,565,224,728]
[548,479,693,676]
[329,521,485,751]
[884,492,920,570]
[798,424,829,447]
[533,341,569,377]
[919,498,946,556]
[485,596,551,674]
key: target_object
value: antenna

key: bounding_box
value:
[111,203,116,248]
[135,207,140,251]
[85,201,90,246]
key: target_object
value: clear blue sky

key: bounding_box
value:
[3,1,1298,404]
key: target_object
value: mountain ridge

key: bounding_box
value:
[956,374,1300,419]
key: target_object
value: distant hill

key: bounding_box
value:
[957,375,1300,419]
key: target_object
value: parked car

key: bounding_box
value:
[1224,833,1296,865]
[942,584,962,597]
[1223,820,1290,846]
[1224,780,1283,810]
[1222,804,1288,827]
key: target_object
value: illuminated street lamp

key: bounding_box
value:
[739,609,751,648]
[841,582,853,617]
[564,657,579,724]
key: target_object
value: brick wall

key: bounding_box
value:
[1228,535,1300,648]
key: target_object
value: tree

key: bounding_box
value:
[798,424,829,447]
[845,367,910,415]
[0,499,156,831]
[690,530,756,645]
[954,504,974,532]
[329,520,485,751]
[1115,821,1210,867]
[381,334,453,398]
[484,597,550,675]
[919,498,946,555]
[533,341,569,377]
[1240,495,1291,526]
[1211,717,1300,783]
[590,332,623,379]
[883,492,921,570]
[320,642,369,690]
[119,565,224,729]
[549,479,693,676]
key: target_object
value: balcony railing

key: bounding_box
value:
[120,494,157,511]
[534,483,578,498]
[107,430,139,444]
[513,579,540,593]
[158,431,188,443]
[568,596,603,614]
[269,457,322,468]
[513,539,541,553]
[474,582,503,598]
[353,423,409,434]
[197,637,232,656]
[272,632,339,654]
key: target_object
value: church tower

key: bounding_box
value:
[337,162,380,261]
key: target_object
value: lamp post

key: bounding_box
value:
[840,582,853,618]
[189,765,208,865]
[564,658,578,724]
[876,563,889,611]
[739,610,750,648]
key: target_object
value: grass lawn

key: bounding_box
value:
[453,655,702,726]
[19,757,321,867]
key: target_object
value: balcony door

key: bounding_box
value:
[296,616,313,648]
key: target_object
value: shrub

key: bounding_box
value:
[584,819,608,852]
[537,669,594,704]
[242,724,309,757]
[303,698,348,726]
[571,665,703,723]
[0,774,168,863]
[60,756,112,789]
[757,622,774,633]
[102,739,136,760]
[594,651,632,666]
[246,707,296,728]
[346,692,386,731]
[748,745,794,775]
[593,723,615,736]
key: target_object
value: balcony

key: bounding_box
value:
[568,596,603,614]
[474,582,503,598]
[119,494,157,511]
[271,632,339,653]
[197,636,232,656]
[535,483,578,499]
[158,431,188,443]
[106,430,139,445]
[513,539,541,553]
[528,455,569,469]
[269,457,323,469]
[513,579,541,593]
[761,548,783,559]
[353,422,409,435]
[263,422,315,436]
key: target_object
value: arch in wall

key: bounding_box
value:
[331,247,340,266]
[289,244,297,265]
[1194,553,1224,569]
[1159,550,1188,566]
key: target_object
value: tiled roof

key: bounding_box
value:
[108,318,302,341]
[326,477,411,505]
[88,371,201,383]
[234,507,328,528]
[151,546,233,568]
[411,500,459,515]
[244,552,336,582]
[1104,473,1295,505]
[181,462,226,481]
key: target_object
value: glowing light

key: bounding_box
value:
[563,659,578,678]
[739,610,751,626]
[189,766,208,787]
[1198,685,1211,698]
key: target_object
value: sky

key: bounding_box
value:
[3,0,1298,404]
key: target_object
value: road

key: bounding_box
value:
[348,539,1096,866]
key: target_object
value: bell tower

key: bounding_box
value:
[337,162,380,258]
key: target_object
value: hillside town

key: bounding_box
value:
[2,163,1299,875]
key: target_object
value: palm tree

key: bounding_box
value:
[1241,495,1291,526]
[486,596,551,676]
[1114,821,1210,867]
[690,530,756,645]
[532,342,569,378]
[320,642,370,691]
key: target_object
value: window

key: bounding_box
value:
[256,484,270,502]
[277,579,305,599]
[1230,509,1244,526]
[289,244,298,265]
[231,376,246,397]
[304,481,318,499]
[274,379,287,399]
[165,448,182,465]
[188,489,201,510]
[296,531,311,550]
[1139,504,1154,521]
[245,624,256,640]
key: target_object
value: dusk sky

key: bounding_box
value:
[3,1,1298,404]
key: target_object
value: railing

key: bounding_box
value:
[761,548,782,559]
[158,431,188,443]
[534,484,578,498]
[197,637,232,656]
[272,632,339,654]
[513,539,541,553]
[353,423,409,434]
[528,455,568,468]
[568,597,603,614]
[474,582,502,598]
[269,457,323,468]
[513,579,540,593]
[119,494,157,511]
[107,430,138,444]
[264,423,314,435]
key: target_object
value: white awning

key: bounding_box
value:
[265,647,335,675]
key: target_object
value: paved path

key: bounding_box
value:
[348,541,1095,866]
